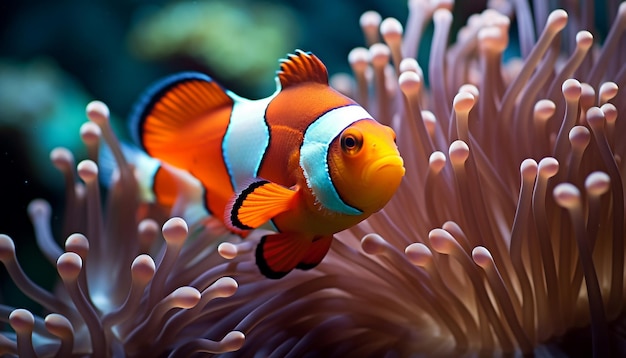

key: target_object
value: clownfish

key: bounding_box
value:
[130,50,404,279]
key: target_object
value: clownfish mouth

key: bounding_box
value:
[363,155,405,184]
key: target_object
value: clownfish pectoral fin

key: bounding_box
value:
[277,50,328,89]
[296,235,333,270]
[256,232,311,279]
[225,179,297,231]
[130,72,234,160]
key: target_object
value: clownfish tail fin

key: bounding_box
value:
[98,142,161,202]
[99,142,209,223]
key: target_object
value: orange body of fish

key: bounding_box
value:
[130,50,405,278]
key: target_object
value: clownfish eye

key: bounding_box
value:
[340,128,363,155]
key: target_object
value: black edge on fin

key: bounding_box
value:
[228,180,270,231]
[255,235,290,279]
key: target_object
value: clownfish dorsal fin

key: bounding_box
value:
[277,50,328,89]
[225,179,298,231]
[130,72,234,155]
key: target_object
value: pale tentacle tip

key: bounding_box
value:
[449,140,470,164]
[478,26,508,53]
[50,147,74,170]
[138,218,159,246]
[162,217,189,245]
[534,99,556,121]
[330,73,354,95]
[80,121,102,145]
[9,309,35,334]
[211,277,239,298]
[399,58,422,75]
[546,9,568,32]
[57,252,83,281]
[537,157,559,178]
[361,233,387,255]
[86,100,110,126]
[405,243,432,266]
[221,331,246,352]
[562,78,582,100]
[369,43,391,68]
[553,183,581,209]
[422,111,437,135]
[65,233,90,259]
[585,172,611,197]
[0,234,16,260]
[520,159,538,181]
[77,159,99,183]
[458,84,479,99]
[471,246,493,268]
[348,47,370,76]
[586,106,606,128]
[568,126,591,148]
[218,242,238,260]
[575,31,593,49]
[428,228,456,255]
[399,71,422,95]
[27,199,51,219]
[359,11,382,29]
[131,254,156,284]
[170,286,202,309]
[601,103,618,123]
[429,151,447,173]
[453,91,475,113]
[433,8,453,23]
[44,313,74,338]
[380,17,403,39]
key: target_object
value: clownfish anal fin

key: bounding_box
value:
[255,233,333,279]
[277,50,328,89]
[225,179,297,231]
[131,72,234,153]
[296,235,333,270]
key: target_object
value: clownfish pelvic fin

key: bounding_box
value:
[256,233,333,279]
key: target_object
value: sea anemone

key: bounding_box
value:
[2,0,626,357]
[0,102,245,356]
[213,0,626,356]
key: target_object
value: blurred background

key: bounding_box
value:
[0,0,484,311]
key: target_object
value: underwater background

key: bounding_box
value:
[0,0,484,311]
[0,0,407,308]
[2,0,626,356]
